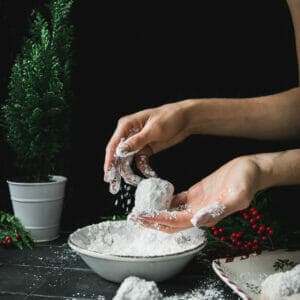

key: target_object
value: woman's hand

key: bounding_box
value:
[136,156,262,233]
[104,101,192,188]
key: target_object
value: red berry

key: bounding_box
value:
[231,233,236,239]
[252,210,258,216]
[213,230,219,236]
[266,226,272,231]
[211,226,216,231]
[237,232,244,239]
[243,213,249,220]
[237,241,242,247]
[268,229,274,236]
[218,228,224,234]
[5,236,12,245]
[16,234,21,240]
[256,215,261,221]
[252,224,258,230]
[220,236,226,242]
[250,218,256,224]
[259,225,266,232]
[250,207,255,212]
[252,245,259,251]
[253,239,259,245]
[262,236,267,241]
[257,230,263,235]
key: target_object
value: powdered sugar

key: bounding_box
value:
[115,138,139,158]
[113,276,225,300]
[260,264,300,300]
[164,285,225,300]
[83,220,205,257]
[136,155,157,178]
[190,202,225,227]
[132,178,174,217]
[113,276,163,300]
[107,134,157,194]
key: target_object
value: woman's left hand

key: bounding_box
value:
[135,156,262,233]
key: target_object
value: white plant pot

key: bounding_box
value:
[7,175,67,242]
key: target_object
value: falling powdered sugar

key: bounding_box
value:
[190,202,225,227]
[81,220,205,257]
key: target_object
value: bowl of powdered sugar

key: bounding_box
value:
[68,220,206,282]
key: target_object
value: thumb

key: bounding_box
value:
[122,129,152,154]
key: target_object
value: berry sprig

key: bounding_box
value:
[0,210,34,249]
[210,207,274,255]
[206,205,275,259]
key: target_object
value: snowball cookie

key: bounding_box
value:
[260,264,300,300]
[113,276,162,300]
[134,178,174,215]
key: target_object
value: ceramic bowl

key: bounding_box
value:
[68,221,207,283]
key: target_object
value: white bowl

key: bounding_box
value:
[68,221,207,283]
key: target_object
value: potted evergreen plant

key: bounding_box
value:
[2,0,73,242]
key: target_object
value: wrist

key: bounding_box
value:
[181,99,210,135]
[248,153,278,190]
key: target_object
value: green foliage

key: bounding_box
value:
[273,259,297,271]
[2,0,73,182]
[204,190,300,258]
[99,214,129,222]
[0,210,34,249]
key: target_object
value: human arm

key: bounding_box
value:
[104,0,300,190]
[137,149,300,233]
[184,87,300,140]
[287,0,300,83]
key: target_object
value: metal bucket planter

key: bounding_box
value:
[7,176,67,242]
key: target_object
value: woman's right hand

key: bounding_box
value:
[104,100,192,186]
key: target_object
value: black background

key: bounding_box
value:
[0,1,299,230]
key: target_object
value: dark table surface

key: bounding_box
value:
[0,232,240,300]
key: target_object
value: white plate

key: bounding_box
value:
[212,249,300,300]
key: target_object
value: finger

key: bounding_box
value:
[115,137,139,158]
[139,219,183,234]
[204,203,243,227]
[104,162,117,183]
[109,165,121,194]
[138,210,193,228]
[170,191,187,208]
[119,156,142,186]
[135,151,157,178]
[122,127,152,154]
[190,202,227,227]
[104,123,131,173]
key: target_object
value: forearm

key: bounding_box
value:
[183,87,300,140]
[287,0,300,83]
[249,149,300,189]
